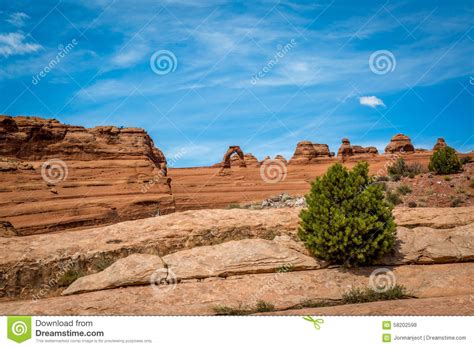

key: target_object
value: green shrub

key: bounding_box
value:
[213,304,249,315]
[396,184,412,195]
[429,147,462,174]
[255,300,275,313]
[228,203,241,209]
[408,201,417,208]
[57,269,84,287]
[470,181,474,189]
[386,191,402,205]
[451,197,463,207]
[388,158,423,178]
[341,284,410,304]
[390,174,401,182]
[377,176,389,182]
[443,176,451,182]
[213,300,275,315]
[298,162,396,266]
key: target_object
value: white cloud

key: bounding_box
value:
[359,96,385,108]
[0,32,42,57]
[6,12,29,27]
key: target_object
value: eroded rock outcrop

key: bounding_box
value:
[289,141,332,164]
[1,206,473,299]
[63,239,325,295]
[338,139,378,159]
[0,115,174,235]
[433,138,448,151]
[385,134,415,153]
[221,146,246,169]
[2,263,473,315]
[274,155,287,164]
[62,254,166,295]
[229,153,259,167]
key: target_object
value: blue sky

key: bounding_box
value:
[1,0,473,167]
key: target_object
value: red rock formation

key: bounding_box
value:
[244,153,259,167]
[221,146,246,168]
[289,141,332,164]
[337,138,353,157]
[260,156,271,165]
[274,155,287,164]
[0,115,174,235]
[338,138,378,159]
[433,138,447,151]
[385,134,415,153]
[352,145,378,155]
[0,116,167,170]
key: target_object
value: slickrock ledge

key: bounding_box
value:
[1,206,473,298]
[1,263,472,315]
[257,295,474,316]
[63,239,326,295]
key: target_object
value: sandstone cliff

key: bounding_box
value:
[0,115,174,235]
[289,141,332,164]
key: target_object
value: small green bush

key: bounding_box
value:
[451,197,463,207]
[408,201,417,208]
[428,147,462,174]
[228,203,241,209]
[390,174,401,182]
[470,181,474,189]
[255,300,275,313]
[443,176,451,182]
[298,162,396,266]
[213,300,275,315]
[57,269,84,287]
[388,158,423,178]
[396,185,412,195]
[342,284,410,304]
[386,191,402,205]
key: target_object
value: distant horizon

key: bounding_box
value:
[2,113,471,169]
[1,0,473,167]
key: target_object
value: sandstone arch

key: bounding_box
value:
[222,146,246,168]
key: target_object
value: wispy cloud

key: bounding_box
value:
[6,12,30,27]
[359,96,385,108]
[0,32,42,57]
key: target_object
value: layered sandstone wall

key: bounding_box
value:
[0,115,174,235]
